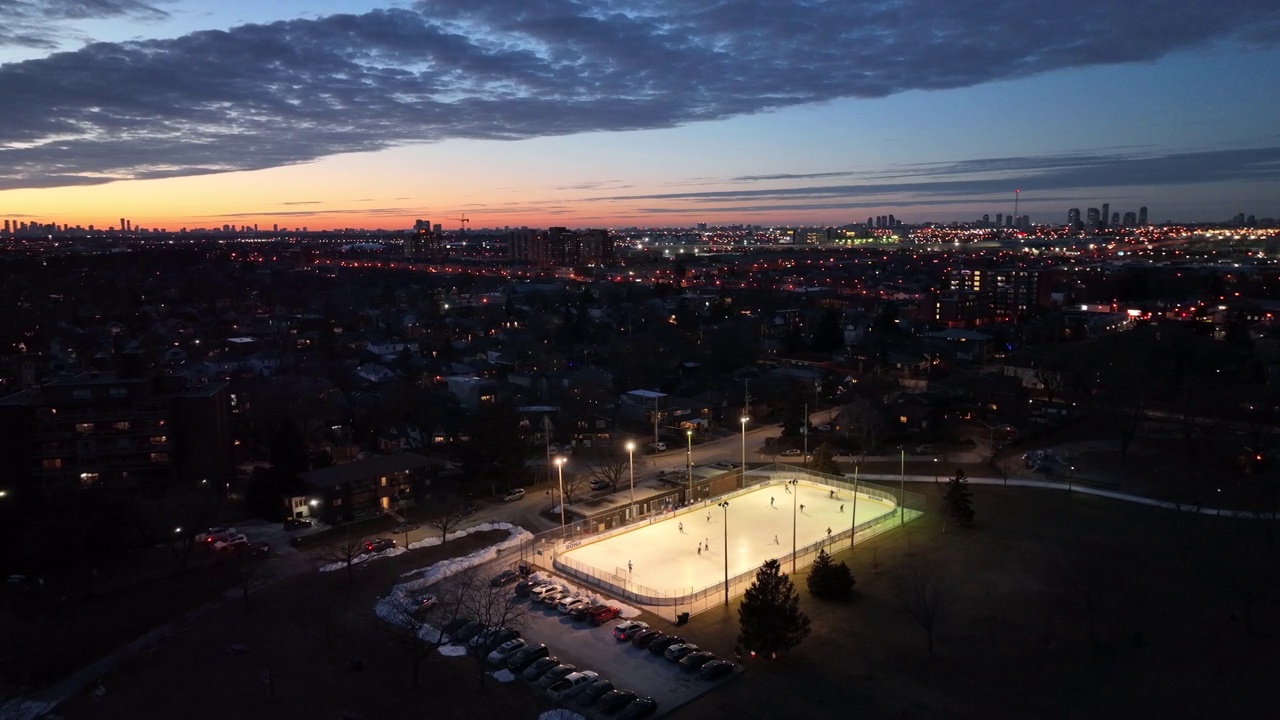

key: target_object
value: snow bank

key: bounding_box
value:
[317,546,407,573]
[372,523,533,645]
[490,668,517,683]
[438,645,468,657]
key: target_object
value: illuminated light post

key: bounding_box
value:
[555,456,567,536]
[740,416,749,489]
[686,429,694,502]
[719,500,730,606]
[626,441,636,521]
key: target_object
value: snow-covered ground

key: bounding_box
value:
[560,479,894,595]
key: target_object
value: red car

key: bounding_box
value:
[587,605,622,625]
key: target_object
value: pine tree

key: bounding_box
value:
[943,468,975,526]
[809,443,840,476]
[738,559,811,657]
[807,548,856,600]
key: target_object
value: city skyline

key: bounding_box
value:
[2,1,1279,230]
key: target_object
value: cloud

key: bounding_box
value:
[597,146,1280,206]
[1,1,1278,189]
[0,0,170,48]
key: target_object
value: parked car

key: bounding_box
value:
[363,538,395,554]
[646,635,684,655]
[214,535,249,552]
[529,584,562,601]
[460,502,479,516]
[597,689,639,713]
[781,448,802,456]
[521,656,560,682]
[486,637,528,665]
[913,444,936,455]
[506,643,549,672]
[589,479,611,491]
[390,522,420,534]
[200,527,236,544]
[282,518,311,530]
[588,605,622,625]
[490,569,519,587]
[613,620,649,641]
[452,621,486,642]
[648,441,667,452]
[577,678,615,706]
[442,616,474,636]
[678,651,717,672]
[515,579,546,597]
[664,643,700,662]
[557,596,590,615]
[411,592,437,614]
[630,629,662,649]
[546,670,599,700]
[537,663,579,689]
[540,589,570,606]
[699,659,735,680]
[475,627,519,654]
[569,604,594,622]
[618,697,658,720]
[501,488,525,503]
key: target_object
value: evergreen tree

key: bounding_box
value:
[807,548,856,600]
[943,468,975,526]
[810,308,844,352]
[738,559,811,657]
[809,443,840,475]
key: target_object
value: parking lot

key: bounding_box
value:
[507,584,735,717]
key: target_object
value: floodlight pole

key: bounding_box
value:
[789,478,799,572]
[719,500,730,606]
[740,416,749,489]
[555,456,566,537]
[626,441,636,521]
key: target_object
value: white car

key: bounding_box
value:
[213,533,248,551]
[541,589,570,606]
[529,584,561,601]
[486,638,528,665]
[557,596,590,615]
[546,670,599,700]
[613,620,649,641]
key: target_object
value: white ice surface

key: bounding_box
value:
[560,479,893,594]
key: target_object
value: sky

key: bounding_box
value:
[1,0,1279,231]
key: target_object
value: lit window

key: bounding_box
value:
[79,472,99,486]
[75,423,95,433]
[42,458,63,469]
[150,436,168,445]
[113,421,131,431]
[149,452,169,463]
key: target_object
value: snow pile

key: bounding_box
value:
[406,521,531,553]
[372,523,532,645]
[317,545,407,573]
[540,710,586,720]
[438,645,468,657]
[489,668,517,683]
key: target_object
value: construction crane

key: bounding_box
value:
[458,215,470,233]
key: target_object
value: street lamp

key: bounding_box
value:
[740,416,749,489]
[626,441,636,521]
[933,457,939,484]
[686,429,694,502]
[801,403,808,468]
[788,478,799,572]
[555,456,567,536]
[718,501,730,606]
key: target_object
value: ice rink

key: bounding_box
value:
[559,479,896,596]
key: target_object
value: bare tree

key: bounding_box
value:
[423,495,470,546]
[1093,357,1152,461]
[559,466,590,506]
[841,397,886,460]
[312,537,368,583]
[230,555,274,615]
[893,562,953,656]
[585,456,629,493]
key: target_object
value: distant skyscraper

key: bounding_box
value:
[1101,203,1110,228]
[867,217,874,227]
[1067,208,1081,228]
[1087,208,1101,229]
[888,214,896,227]
[1138,206,1148,225]
[1111,212,1120,227]
[1122,211,1136,227]
[996,213,1003,227]
[982,214,990,225]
